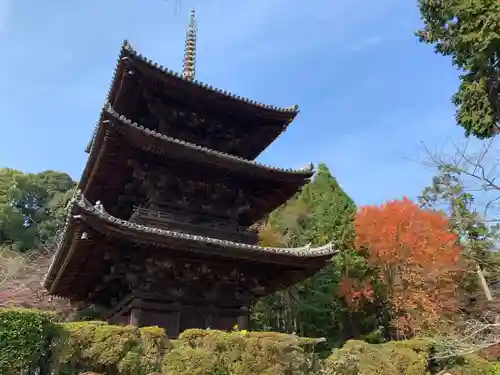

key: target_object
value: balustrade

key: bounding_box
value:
[129,206,258,243]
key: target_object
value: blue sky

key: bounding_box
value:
[0,0,470,206]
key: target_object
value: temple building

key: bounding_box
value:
[43,10,337,337]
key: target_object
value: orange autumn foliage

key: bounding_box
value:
[352,198,462,338]
[337,277,374,308]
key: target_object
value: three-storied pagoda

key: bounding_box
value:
[44,10,337,337]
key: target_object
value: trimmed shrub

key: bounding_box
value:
[490,362,500,374]
[433,352,495,375]
[322,338,498,375]
[163,329,319,375]
[0,308,60,375]
[322,339,428,375]
[57,321,167,375]
[2,307,499,375]
[138,326,169,373]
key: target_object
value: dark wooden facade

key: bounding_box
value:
[44,41,337,337]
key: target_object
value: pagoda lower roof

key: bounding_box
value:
[87,40,299,160]
[43,192,337,294]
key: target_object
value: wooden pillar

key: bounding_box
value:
[172,309,181,337]
[237,307,249,330]
[129,307,142,326]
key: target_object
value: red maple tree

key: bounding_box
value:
[340,198,462,338]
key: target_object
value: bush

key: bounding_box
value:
[0,308,60,375]
[490,362,500,375]
[322,339,428,375]
[432,352,494,375]
[2,307,499,375]
[163,329,320,375]
[57,321,167,375]
[322,338,498,375]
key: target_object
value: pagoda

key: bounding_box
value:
[44,10,337,337]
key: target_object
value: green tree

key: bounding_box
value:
[293,164,359,342]
[0,168,76,251]
[420,164,497,305]
[252,163,381,348]
[417,0,500,138]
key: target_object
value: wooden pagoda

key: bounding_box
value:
[44,10,337,337]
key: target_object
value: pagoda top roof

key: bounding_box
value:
[44,191,338,293]
[86,40,299,155]
[120,40,299,114]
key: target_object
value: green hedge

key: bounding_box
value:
[164,329,319,375]
[0,308,60,375]
[323,339,497,375]
[323,339,428,375]
[1,308,499,375]
[57,321,166,375]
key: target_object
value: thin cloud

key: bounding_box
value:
[349,36,382,52]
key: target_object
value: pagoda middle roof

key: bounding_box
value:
[87,40,300,160]
[78,105,314,222]
[84,104,313,184]
[43,191,338,294]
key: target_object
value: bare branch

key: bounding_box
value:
[418,138,500,358]
[420,138,500,221]
[432,311,500,359]
[0,247,75,316]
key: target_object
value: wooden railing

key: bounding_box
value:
[130,206,257,237]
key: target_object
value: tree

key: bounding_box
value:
[419,141,500,315]
[417,0,500,139]
[418,140,500,358]
[351,198,462,339]
[0,168,75,251]
[292,164,365,343]
[252,163,376,348]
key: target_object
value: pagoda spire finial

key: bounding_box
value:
[183,9,197,81]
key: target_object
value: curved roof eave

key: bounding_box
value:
[104,105,314,178]
[74,191,337,257]
[44,191,338,291]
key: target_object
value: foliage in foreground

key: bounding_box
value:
[1,308,498,375]
[0,308,59,375]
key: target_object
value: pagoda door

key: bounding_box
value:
[180,308,208,331]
